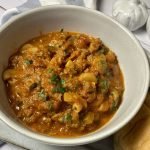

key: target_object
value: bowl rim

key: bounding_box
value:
[0,5,149,146]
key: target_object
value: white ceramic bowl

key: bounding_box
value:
[0,5,149,146]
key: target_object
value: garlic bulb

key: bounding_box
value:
[146,16,150,38]
[112,0,149,31]
[141,0,150,8]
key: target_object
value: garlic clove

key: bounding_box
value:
[140,0,150,8]
[112,0,149,31]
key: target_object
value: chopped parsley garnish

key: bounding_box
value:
[50,74,66,93]
[61,79,65,85]
[47,68,53,73]
[49,101,54,111]
[50,74,60,84]
[99,48,105,54]
[110,100,118,111]
[48,45,56,52]
[99,59,108,73]
[24,59,33,65]
[99,47,108,54]
[110,90,120,111]
[52,86,66,94]
[63,113,72,123]
[38,89,47,100]
[99,79,109,93]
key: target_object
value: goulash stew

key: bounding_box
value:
[3,31,124,137]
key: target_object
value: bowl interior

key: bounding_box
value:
[0,6,149,146]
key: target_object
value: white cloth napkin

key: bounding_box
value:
[16,0,97,11]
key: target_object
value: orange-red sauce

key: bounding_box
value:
[3,31,124,137]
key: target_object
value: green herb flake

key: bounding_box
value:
[61,79,65,85]
[50,74,66,93]
[110,100,118,112]
[52,86,66,94]
[99,79,109,93]
[63,113,72,123]
[100,59,108,73]
[50,74,60,84]
[99,47,108,54]
[100,60,107,66]
[24,59,33,65]
[58,87,66,93]
[111,90,119,101]
[49,101,54,111]
[48,45,56,52]
[29,82,38,91]
[47,68,53,73]
[38,89,47,100]
[99,48,105,54]
[110,90,120,111]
